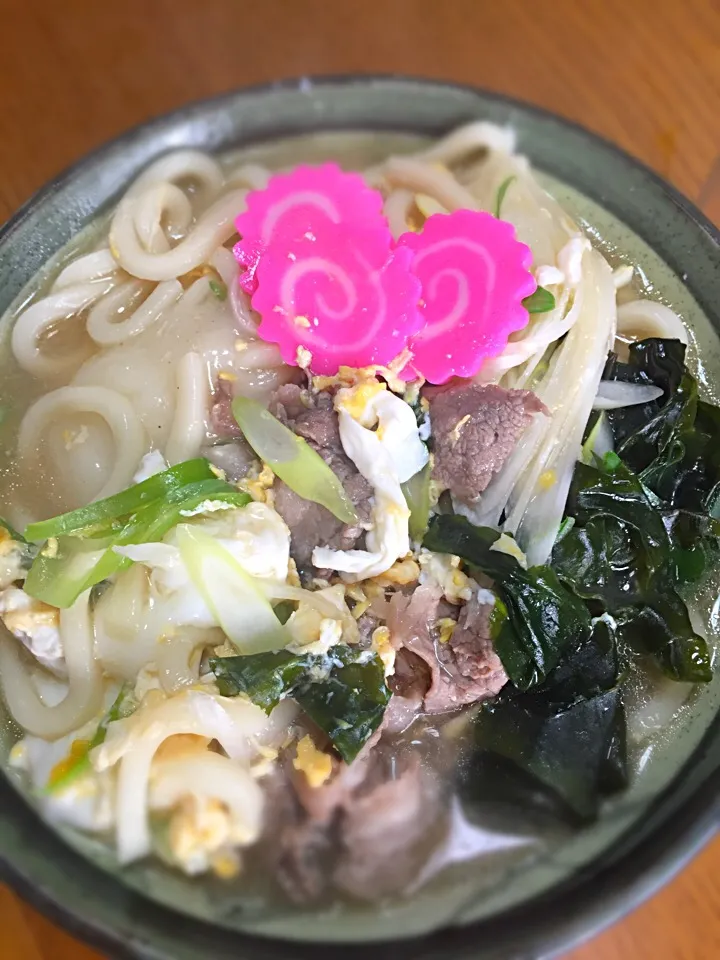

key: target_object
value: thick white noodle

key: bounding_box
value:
[11,280,114,377]
[383,188,415,240]
[210,245,240,290]
[125,149,224,207]
[412,121,517,165]
[87,279,183,346]
[52,249,119,291]
[18,386,146,500]
[617,299,689,344]
[232,341,285,371]
[132,183,193,252]
[165,352,209,465]
[382,157,479,212]
[223,163,271,192]
[0,592,103,740]
[110,189,247,281]
[97,692,276,863]
[230,277,260,338]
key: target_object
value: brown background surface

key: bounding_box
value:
[0,0,719,957]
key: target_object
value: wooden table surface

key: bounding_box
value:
[1,1,719,957]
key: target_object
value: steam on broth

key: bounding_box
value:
[0,124,718,913]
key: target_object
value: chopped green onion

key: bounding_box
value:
[176,525,287,655]
[25,476,250,608]
[494,175,516,219]
[523,286,556,314]
[209,278,228,301]
[232,396,357,524]
[402,461,431,541]
[24,458,215,542]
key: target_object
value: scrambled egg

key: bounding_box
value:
[371,557,421,587]
[286,585,347,655]
[312,382,429,580]
[489,533,528,570]
[371,625,396,677]
[166,794,246,877]
[0,586,65,675]
[11,727,114,833]
[292,734,333,788]
[436,618,457,645]
[418,551,475,604]
[0,528,27,590]
[239,462,275,504]
[534,236,591,290]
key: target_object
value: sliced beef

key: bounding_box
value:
[200,440,256,482]
[333,750,444,900]
[269,385,373,578]
[263,771,338,903]
[427,383,546,501]
[424,592,508,713]
[209,380,243,439]
[275,737,445,903]
[389,584,508,714]
[384,649,431,734]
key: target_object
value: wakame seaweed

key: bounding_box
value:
[551,336,720,683]
[604,337,720,514]
[462,686,627,823]
[210,645,390,763]
[554,451,713,682]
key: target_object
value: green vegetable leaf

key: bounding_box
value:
[232,396,357,524]
[603,337,686,446]
[522,286,556,315]
[212,650,312,710]
[295,654,390,764]
[424,515,591,690]
[554,451,712,683]
[494,175,516,219]
[211,645,390,763]
[510,615,621,717]
[208,277,228,301]
[566,455,668,576]
[462,687,627,823]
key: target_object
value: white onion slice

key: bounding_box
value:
[593,381,664,410]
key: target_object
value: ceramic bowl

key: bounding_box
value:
[1,77,719,960]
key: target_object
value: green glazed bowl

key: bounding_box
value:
[1,77,720,960]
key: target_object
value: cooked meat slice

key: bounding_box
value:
[384,648,432,734]
[333,750,444,901]
[276,737,445,903]
[269,385,373,578]
[263,771,337,904]
[209,380,243,439]
[389,584,507,714]
[424,592,508,713]
[200,439,256,482]
[428,382,546,501]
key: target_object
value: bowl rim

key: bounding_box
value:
[1,73,719,960]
